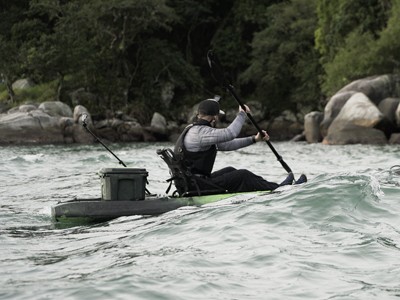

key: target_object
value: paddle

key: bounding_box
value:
[206,50,293,174]
[81,114,127,167]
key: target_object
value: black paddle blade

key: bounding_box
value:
[207,50,230,88]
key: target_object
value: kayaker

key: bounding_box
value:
[174,98,307,193]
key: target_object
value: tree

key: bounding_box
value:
[241,0,321,117]
[0,0,30,102]
[315,0,393,95]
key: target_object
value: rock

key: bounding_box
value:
[323,93,387,145]
[59,117,74,130]
[389,133,400,144]
[151,112,167,134]
[320,91,355,136]
[96,127,119,142]
[378,97,399,124]
[19,104,37,113]
[334,92,383,127]
[290,132,306,142]
[268,118,303,141]
[117,121,143,142]
[144,112,170,141]
[0,110,63,144]
[304,111,323,143]
[12,78,34,90]
[323,122,387,145]
[73,105,92,124]
[337,74,400,105]
[38,101,73,117]
[71,124,95,144]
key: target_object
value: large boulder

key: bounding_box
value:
[0,110,63,144]
[334,93,383,127]
[323,122,387,145]
[378,97,400,124]
[320,91,355,136]
[322,93,387,145]
[337,74,400,105]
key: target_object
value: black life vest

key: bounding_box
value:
[174,119,217,177]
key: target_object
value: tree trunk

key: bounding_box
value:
[57,72,64,101]
[4,76,15,103]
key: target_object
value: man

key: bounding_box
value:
[174,99,306,193]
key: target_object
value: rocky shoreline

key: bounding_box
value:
[1,74,400,145]
[0,100,304,145]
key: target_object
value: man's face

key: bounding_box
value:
[210,115,219,127]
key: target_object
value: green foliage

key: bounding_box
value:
[319,0,400,96]
[16,81,58,103]
[0,81,57,104]
[241,0,321,117]
[371,0,400,73]
[315,0,391,63]
[323,32,375,94]
[1,0,399,123]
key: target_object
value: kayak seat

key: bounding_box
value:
[157,148,227,197]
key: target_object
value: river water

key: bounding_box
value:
[1,141,400,299]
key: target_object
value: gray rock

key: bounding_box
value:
[304,111,323,143]
[0,110,63,144]
[320,91,355,136]
[322,93,387,145]
[378,97,400,124]
[389,133,400,144]
[337,74,399,105]
[19,104,37,113]
[73,105,92,124]
[323,122,387,145]
[151,112,167,134]
[38,101,73,117]
[12,78,34,90]
[334,92,383,127]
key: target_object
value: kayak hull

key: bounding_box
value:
[52,191,270,226]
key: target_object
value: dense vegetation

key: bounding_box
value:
[0,0,399,123]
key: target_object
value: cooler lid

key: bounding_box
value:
[99,168,148,174]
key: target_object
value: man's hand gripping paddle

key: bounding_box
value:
[206,50,293,174]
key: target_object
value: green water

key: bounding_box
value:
[1,142,399,299]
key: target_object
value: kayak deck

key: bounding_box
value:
[52,191,271,226]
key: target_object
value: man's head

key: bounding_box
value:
[198,99,220,116]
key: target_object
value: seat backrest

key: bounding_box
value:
[157,148,196,196]
[157,148,228,197]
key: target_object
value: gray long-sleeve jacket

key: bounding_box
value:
[184,111,255,152]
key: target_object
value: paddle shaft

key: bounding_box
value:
[226,84,293,174]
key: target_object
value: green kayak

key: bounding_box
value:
[51,191,271,226]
